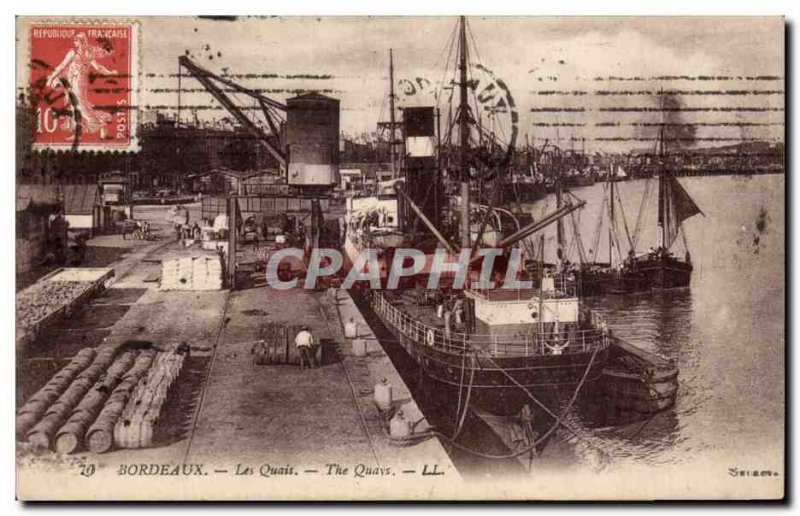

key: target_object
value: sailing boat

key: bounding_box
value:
[577,97,703,295]
[626,121,703,289]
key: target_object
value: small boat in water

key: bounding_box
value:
[578,110,704,296]
[599,337,679,413]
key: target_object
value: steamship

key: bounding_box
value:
[341,17,618,416]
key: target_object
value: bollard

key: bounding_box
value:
[344,318,358,339]
[389,410,411,439]
[352,339,367,357]
[374,378,393,411]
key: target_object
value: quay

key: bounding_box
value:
[17,204,459,500]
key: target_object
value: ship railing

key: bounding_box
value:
[467,329,608,357]
[372,293,609,358]
[468,276,577,300]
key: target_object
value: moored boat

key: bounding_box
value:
[341,17,678,422]
[577,109,703,295]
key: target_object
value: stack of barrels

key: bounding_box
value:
[84,350,157,453]
[256,323,317,366]
[114,348,186,449]
[53,351,138,454]
[16,343,188,455]
[16,348,96,439]
[23,348,119,449]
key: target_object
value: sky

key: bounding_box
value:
[17,16,785,152]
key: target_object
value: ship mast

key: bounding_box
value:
[656,90,666,249]
[609,178,614,265]
[458,15,471,249]
[389,49,397,179]
[556,148,564,255]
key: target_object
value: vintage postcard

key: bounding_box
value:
[14,15,785,501]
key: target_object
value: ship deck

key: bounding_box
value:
[376,288,608,358]
[383,291,451,330]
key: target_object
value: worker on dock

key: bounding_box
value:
[295,326,318,370]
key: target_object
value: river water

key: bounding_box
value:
[356,173,784,491]
[523,174,785,476]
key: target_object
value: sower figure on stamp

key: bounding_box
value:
[46,33,118,140]
[295,326,318,370]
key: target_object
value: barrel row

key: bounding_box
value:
[114,350,186,450]
[257,323,307,366]
[85,350,158,453]
[53,350,140,454]
[16,348,96,438]
[25,347,120,449]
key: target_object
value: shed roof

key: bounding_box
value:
[62,184,101,215]
[287,91,338,102]
[190,168,280,180]
[17,184,100,214]
[17,185,59,213]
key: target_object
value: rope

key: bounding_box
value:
[614,184,635,252]
[632,176,653,249]
[468,345,608,456]
[569,209,588,265]
[378,345,600,460]
[606,184,626,265]
[451,355,476,442]
[589,193,606,262]
[453,347,468,431]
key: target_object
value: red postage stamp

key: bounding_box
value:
[27,21,139,151]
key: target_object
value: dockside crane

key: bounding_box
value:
[178,56,288,172]
[178,56,340,288]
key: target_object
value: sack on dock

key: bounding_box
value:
[160,251,223,291]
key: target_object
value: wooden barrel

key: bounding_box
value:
[24,348,121,450]
[16,347,97,438]
[318,338,332,366]
[45,387,85,417]
[68,377,94,393]
[16,413,39,438]
[268,338,286,365]
[53,351,140,454]
[18,398,50,416]
[257,323,316,366]
[113,419,131,449]
[85,414,118,454]
[54,421,86,454]
[138,419,153,448]
[26,413,61,449]
[112,349,184,450]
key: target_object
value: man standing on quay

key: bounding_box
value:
[295,326,318,370]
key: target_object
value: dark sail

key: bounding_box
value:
[663,175,702,248]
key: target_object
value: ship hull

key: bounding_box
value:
[342,220,610,416]
[578,269,649,296]
[633,255,693,290]
[596,337,679,414]
[579,256,693,296]
[597,369,678,413]
[502,182,546,203]
[359,290,609,416]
